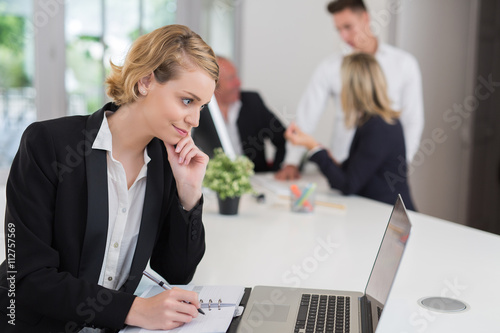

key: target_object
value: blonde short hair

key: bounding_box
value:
[340,53,399,127]
[106,24,219,105]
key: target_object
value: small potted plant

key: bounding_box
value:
[203,148,255,215]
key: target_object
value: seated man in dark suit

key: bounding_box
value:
[192,56,286,172]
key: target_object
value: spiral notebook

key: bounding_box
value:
[120,284,245,333]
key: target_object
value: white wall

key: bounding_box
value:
[239,0,478,224]
[394,0,478,223]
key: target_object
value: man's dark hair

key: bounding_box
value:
[327,0,367,14]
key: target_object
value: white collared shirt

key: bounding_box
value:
[92,111,151,291]
[284,42,424,165]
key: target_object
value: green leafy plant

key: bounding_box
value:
[203,148,255,200]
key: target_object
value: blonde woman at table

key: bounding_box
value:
[285,53,415,211]
[0,25,217,332]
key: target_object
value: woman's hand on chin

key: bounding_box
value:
[165,137,208,210]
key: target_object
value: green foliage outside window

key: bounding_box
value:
[66,34,104,113]
[0,15,30,88]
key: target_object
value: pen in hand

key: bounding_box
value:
[142,270,205,315]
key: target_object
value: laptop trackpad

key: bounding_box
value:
[248,303,290,322]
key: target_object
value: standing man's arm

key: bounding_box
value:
[276,60,333,179]
[399,56,424,162]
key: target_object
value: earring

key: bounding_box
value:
[141,90,147,95]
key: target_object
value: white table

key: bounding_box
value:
[2,172,499,332]
[191,173,500,332]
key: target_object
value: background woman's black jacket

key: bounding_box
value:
[310,116,415,210]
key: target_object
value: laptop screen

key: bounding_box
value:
[364,196,412,330]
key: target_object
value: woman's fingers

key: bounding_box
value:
[125,288,201,330]
[171,137,205,165]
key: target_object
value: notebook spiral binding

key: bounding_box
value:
[200,298,223,311]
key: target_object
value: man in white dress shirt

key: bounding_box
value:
[276,0,424,180]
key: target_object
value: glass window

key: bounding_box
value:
[0,0,35,169]
[65,0,177,116]
[199,0,238,60]
[0,0,238,178]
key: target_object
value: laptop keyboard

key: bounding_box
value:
[295,294,350,333]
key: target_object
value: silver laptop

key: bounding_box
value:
[236,195,412,333]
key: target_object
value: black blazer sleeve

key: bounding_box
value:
[309,118,397,195]
[150,146,205,284]
[238,92,286,172]
[256,95,287,171]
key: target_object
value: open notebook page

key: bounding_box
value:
[120,285,245,333]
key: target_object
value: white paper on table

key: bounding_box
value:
[120,284,244,333]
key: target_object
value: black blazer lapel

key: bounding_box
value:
[121,138,165,293]
[192,106,222,158]
[78,105,113,282]
[237,92,260,154]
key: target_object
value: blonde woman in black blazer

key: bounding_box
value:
[286,53,415,210]
[0,25,218,332]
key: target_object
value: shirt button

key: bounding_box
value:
[122,208,126,213]
[108,276,113,281]
[113,242,119,248]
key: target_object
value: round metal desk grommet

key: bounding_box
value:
[418,297,469,313]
